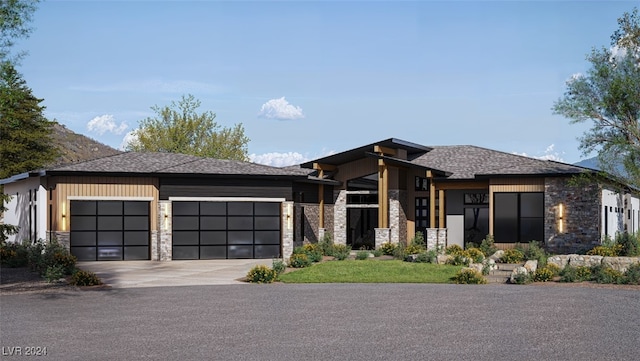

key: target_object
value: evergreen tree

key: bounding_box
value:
[0,61,57,179]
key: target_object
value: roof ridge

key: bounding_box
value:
[50,151,127,170]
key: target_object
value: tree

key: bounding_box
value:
[0,0,40,63]
[0,61,57,179]
[553,8,640,188]
[127,94,250,161]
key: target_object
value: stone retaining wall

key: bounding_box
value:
[547,255,640,273]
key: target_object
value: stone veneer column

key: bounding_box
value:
[437,228,447,251]
[53,232,70,250]
[318,228,326,243]
[281,201,294,261]
[426,228,438,251]
[333,190,347,245]
[159,200,172,261]
[388,190,406,245]
[375,228,391,248]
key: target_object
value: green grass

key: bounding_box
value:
[277,259,464,283]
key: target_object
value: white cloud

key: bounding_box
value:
[250,149,336,167]
[513,144,564,162]
[87,114,128,135]
[258,97,305,120]
[119,130,139,151]
[250,152,309,167]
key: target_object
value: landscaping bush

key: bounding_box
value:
[70,269,102,286]
[623,263,640,285]
[559,266,591,282]
[464,248,485,263]
[302,244,323,263]
[289,253,312,268]
[405,244,424,255]
[410,231,426,248]
[445,244,464,255]
[446,254,470,267]
[522,241,547,265]
[272,259,286,276]
[379,242,397,256]
[501,249,525,264]
[392,243,406,260]
[0,241,29,267]
[414,252,430,263]
[246,265,278,283]
[318,233,335,256]
[590,264,624,284]
[332,244,351,261]
[478,235,498,257]
[44,264,65,283]
[587,245,620,257]
[355,250,370,260]
[545,263,562,276]
[533,267,555,282]
[617,232,640,256]
[372,248,383,257]
[511,271,532,285]
[451,268,487,284]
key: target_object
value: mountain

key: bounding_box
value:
[574,156,599,170]
[49,123,121,167]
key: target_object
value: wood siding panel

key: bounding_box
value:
[334,158,378,188]
[51,176,159,231]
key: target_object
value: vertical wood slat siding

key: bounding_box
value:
[52,176,159,231]
[334,158,378,188]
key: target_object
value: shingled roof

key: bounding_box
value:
[49,152,306,177]
[413,145,590,179]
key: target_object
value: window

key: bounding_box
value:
[464,193,489,245]
[415,197,429,233]
[494,192,544,243]
[415,177,429,191]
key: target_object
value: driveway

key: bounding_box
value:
[76,259,272,288]
[1,284,639,360]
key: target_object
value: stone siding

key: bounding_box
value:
[388,190,407,245]
[426,228,447,252]
[374,228,391,248]
[159,200,172,261]
[52,231,70,250]
[545,178,601,254]
[333,190,347,245]
[281,201,294,261]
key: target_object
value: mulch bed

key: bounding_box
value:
[0,267,76,295]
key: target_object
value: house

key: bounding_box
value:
[2,138,637,261]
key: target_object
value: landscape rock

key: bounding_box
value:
[436,254,452,265]
[524,260,538,274]
[489,250,505,262]
[569,255,603,267]
[602,257,640,273]
[547,255,570,269]
[468,263,483,273]
[510,266,528,283]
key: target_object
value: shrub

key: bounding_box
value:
[501,249,525,264]
[289,253,312,268]
[405,244,424,255]
[533,267,554,282]
[302,244,323,263]
[575,266,592,280]
[560,266,591,282]
[372,248,383,257]
[379,242,397,256]
[44,264,65,283]
[623,263,640,285]
[355,250,370,260]
[445,244,464,256]
[478,235,498,257]
[451,268,487,284]
[272,259,286,276]
[318,233,335,256]
[446,254,470,267]
[523,241,547,265]
[414,252,430,263]
[464,248,485,263]
[511,272,532,285]
[0,242,29,267]
[587,245,620,257]
[410,232,426,248]
[545,263,562,276]
[617,232,640,256]
[70,269,102,286]
[332,244,351,260]
[392,243,406,260]
[246,265,277,283]
[590,264,624,284]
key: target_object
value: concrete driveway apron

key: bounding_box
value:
[76,259,272,288]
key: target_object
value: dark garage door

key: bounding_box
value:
[172,201,281,260]
[70,200,150,261]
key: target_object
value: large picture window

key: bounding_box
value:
[493,192,544,243]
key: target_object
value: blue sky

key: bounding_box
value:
[16,0,638,166]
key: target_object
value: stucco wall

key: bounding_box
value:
[3,177,48,243]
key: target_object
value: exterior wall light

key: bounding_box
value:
[558,203,564,233]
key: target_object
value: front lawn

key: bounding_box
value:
[277,259,463,283]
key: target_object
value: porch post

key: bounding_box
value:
[428,171,436,228]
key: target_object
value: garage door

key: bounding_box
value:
[172,201,281,260]
[70,200,150,261]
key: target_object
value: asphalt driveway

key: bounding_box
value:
[76,259,272,288]
[1,284,638,360]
